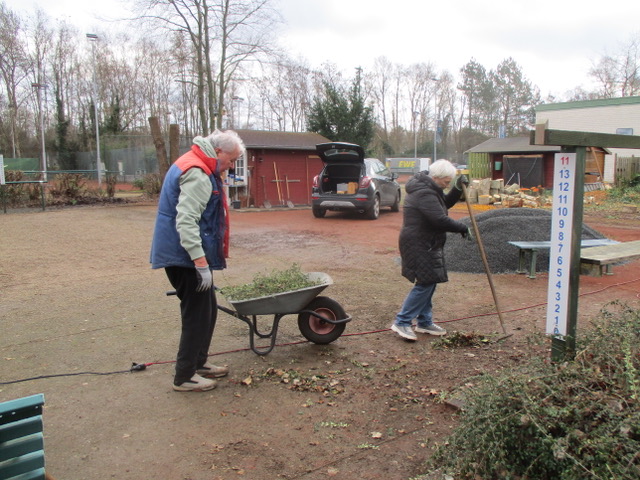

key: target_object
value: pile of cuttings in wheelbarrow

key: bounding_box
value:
[220,264,322,301]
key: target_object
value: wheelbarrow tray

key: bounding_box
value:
[225,272,333,316]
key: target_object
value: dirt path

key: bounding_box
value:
[1,203,639,480]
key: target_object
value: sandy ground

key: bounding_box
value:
[1,201,639,480]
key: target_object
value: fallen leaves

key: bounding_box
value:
[262,367,345,395]
[432,331,490,349]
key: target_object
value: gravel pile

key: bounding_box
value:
[445,208,606,274]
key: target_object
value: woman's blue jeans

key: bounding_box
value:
[395,282,437,327]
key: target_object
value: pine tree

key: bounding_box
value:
[307,68,375,148]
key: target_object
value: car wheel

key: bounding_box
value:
[297,296,347,344]
[312,206,326,218]
[391,191,401,212]
[366,195,380,220]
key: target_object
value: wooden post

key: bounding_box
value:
[169,124,180,165]
[534,120,548,146]
[149,116,169,180]
[531,126,640,361]
[550,146,586,361]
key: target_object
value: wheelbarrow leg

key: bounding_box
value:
[234,313,285,356]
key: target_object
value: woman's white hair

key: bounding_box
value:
[428,159,457,179]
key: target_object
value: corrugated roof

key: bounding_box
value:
[465,136,561,154]
[235,130,331,150]
[536,95,640,112]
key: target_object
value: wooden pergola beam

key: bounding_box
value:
[530,126,640,149]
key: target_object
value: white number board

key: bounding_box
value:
[0,155,5,185]
[546,153,577,336]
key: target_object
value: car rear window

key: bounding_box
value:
[323,148,361,161]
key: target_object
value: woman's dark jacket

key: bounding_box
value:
[399,171,468,284]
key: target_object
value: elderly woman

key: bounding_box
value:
[391,159,470,341]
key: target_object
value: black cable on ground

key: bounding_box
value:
[0,363,144,386]
[3,277,639,386]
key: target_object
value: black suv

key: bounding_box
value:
[311,142,401,220]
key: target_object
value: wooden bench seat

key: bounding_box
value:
[508,239,620,279]
[579,239,640,277]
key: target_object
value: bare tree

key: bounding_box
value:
[590,33,640,98]
[435,72,457,159]
[132,0,210,134]
[51,20,82,169]
[170,33,193,136]
[132,0,280,135]
[210,0,281,130]
[253,56,312,132]
[0,3,30,157]
[404,63,438,155]
[26,9,55,172]
[368,56,395,140]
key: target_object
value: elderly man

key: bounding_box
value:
[151,129,245,391]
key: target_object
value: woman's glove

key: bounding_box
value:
[460,227,474,241]
[195,265,213,292]
[454,174,469,191]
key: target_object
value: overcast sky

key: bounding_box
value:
[5,0,640,99]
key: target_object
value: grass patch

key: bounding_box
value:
[606,182,640,204]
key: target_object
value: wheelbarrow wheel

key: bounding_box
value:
[297,296,346,344]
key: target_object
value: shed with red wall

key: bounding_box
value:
[231,130,330,208]
[465,137,608,189]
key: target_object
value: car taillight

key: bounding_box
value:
[312,175,319,188]
[359,176,372,188]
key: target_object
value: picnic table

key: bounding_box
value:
[579,239,640,277]
[508,238,620,279]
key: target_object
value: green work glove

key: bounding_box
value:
[195,265,213,292]
[454,174,469,191]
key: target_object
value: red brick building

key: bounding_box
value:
[230,130,331,208]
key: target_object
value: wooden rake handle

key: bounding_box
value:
[461,183,508,336]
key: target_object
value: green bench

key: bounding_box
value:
[579,239,640,277]
[0,393,50,480]
[508,239,620,279]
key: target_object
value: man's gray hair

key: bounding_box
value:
[428,159,457,179]
[206,129,246,158]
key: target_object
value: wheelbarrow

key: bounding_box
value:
[167,272,351,355]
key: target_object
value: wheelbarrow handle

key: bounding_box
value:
[165,285,220,296]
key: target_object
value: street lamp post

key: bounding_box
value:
[431,78,438,162]
[232,96,244,128]
[413,111,419,160]
[31,83,47,182]
[8,102,17,158]
[86,33,101,187]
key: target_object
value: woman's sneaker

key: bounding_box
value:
[173,373,217,392]
[415,324,447,336]
[391,324,417,341]
[197,362,229,378]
